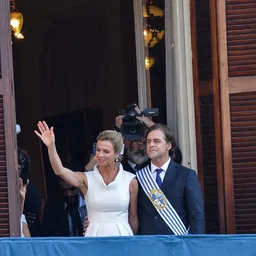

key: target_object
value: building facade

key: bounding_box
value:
[0,0,256,236]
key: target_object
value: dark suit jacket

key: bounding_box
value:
[138,160,205,235]
[42,197,70,236]
[122,161,136,175]
[24,182,41,237]
[42,197,83,237]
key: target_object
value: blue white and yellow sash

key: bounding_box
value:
[136,166,188,235]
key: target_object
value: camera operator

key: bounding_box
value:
[115,105,182,174]
[114,105,153,174]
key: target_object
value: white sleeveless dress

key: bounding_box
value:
[84,164,135,237]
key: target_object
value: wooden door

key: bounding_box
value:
[191,0,225,233]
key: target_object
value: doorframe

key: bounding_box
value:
[133,0,148,110]
[133,0,197,170]
[169,0,197,170]
[0,0,20,236]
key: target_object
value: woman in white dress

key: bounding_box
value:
[35,121,138,236]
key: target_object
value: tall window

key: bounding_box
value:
[134,0,167,124]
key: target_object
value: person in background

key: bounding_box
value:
[18,148,41,237]
[42,177,84,237]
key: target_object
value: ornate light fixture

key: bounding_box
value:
[145,56,155,70]
[144,27,164,48]
[143,1,164,70]
[143,5,164,18]
[10,12,24,39]
[10,0,24,39]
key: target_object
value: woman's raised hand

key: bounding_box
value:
[34,121,55,147]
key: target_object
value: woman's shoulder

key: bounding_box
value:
[85,164,98,175]
[121,167,136,182]
[84,170,94,176]
[84,169,97,183]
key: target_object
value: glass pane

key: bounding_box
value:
[142,0,166,123]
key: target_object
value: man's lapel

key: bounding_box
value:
[160,160,178,193]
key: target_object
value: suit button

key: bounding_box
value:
[154,216,158,220]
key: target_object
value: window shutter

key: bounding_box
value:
[0,0,20,237]
[0,95,9,236]
[226,0,256,77]
[217,0,256,233]
[230,92,256,233]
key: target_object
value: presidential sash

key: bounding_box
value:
[136,166,188,235]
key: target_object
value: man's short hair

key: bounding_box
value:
[146,123,176,151]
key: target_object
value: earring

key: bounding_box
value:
[115,158,119,162]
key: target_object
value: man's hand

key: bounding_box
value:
[115,105,155,130]
[19,178,28,214]
[136,116,155,128]
[135,106,155,128]
[83,216,90,235]
[85,156,97,171]
[115,115,124,129]
[19,178,28,202]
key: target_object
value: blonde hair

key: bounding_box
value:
[97,130,123,154]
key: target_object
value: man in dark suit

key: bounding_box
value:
[137,123,204,235]
[42,178,85,237]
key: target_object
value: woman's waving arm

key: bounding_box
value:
[35,121,87,191]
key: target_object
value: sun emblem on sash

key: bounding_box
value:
[149,189,167,210]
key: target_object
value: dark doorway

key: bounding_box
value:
[13,0,138,199]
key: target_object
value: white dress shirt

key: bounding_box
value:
[20,214,27,237]
[151,157,171,182]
